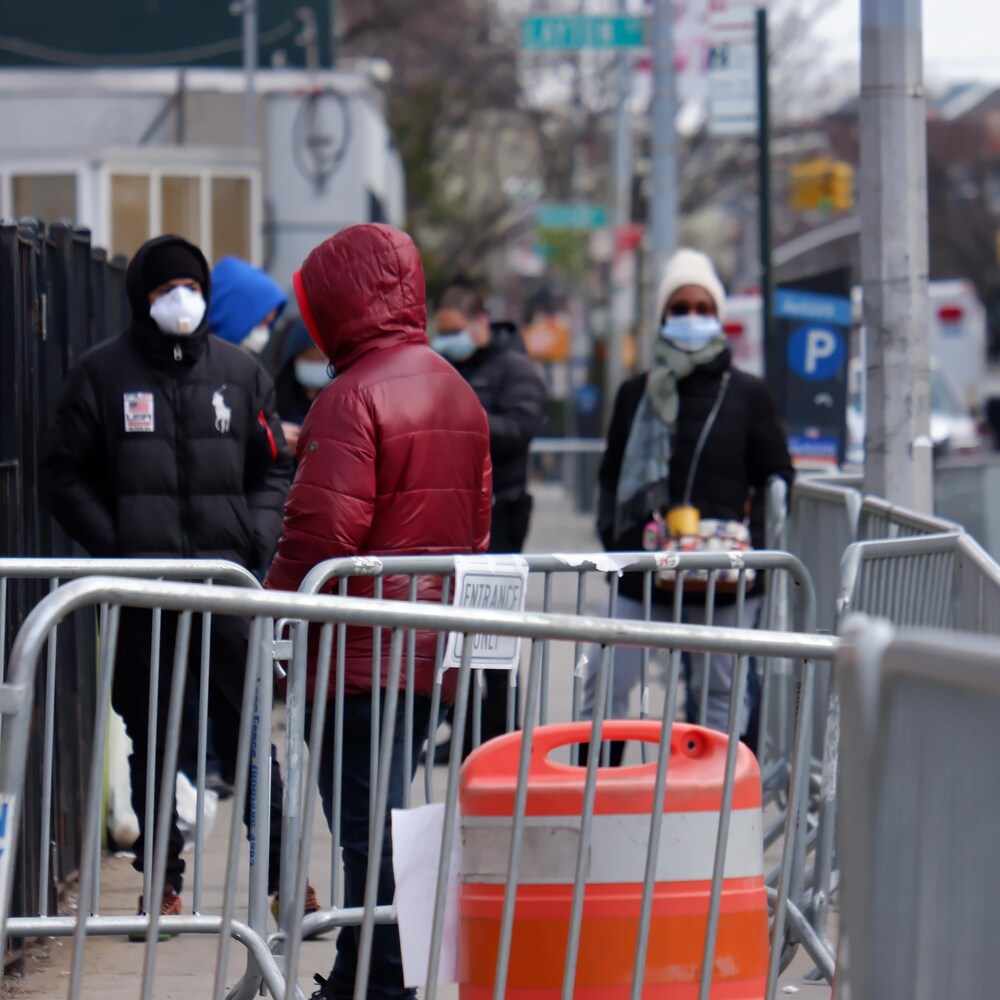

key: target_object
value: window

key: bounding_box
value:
[106,168,254,264]
[212,176,251,262]
[12,174,77,222]
[110,174,151,259]
[161,175,200,244]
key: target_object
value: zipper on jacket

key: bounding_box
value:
[174,379,192,557]
[173,344,183,362]
[258,410,278,461]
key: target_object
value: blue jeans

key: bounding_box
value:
[307,692,433,1000]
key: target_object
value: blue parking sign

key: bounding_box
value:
[786,324,845,382]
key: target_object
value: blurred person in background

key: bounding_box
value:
[273,317,334,456]
[582,248,793,764]
[39,235,319,924]
[266,224,492,1000]
[209,255,288,357]
[431,280,547,761]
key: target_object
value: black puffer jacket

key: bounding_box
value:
[597,350,793,603]
[453,340,546,499]
[40,236,292,566]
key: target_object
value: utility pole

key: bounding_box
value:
[242,0,258,149]
[606,0,634,427]
[859,0,932,509]
[329,0,339,68]
[756,8,776,389]
[645,0,679,370]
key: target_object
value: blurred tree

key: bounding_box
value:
[339,0,536,295]
[336,0,848,296]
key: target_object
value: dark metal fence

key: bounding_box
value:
[0,220,128,960]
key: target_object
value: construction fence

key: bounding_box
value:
[0,220,128,940]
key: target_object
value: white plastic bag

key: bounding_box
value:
[106,708,219,854]
[106,709,140,852]
[174,770,219,853]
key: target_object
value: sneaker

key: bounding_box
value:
[270,883,322,932]
[128,885,181,941]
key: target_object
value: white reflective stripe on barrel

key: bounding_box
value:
[461,809,764,884]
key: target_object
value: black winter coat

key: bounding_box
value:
[597,351,793,603]
[453,341,546,498]
[40,236,292,567]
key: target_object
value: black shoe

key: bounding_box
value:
[205,772,235,800]
[310,973,334,999]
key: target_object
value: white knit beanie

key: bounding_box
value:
[654,248,727,324]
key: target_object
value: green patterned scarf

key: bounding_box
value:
[614,333,728,536]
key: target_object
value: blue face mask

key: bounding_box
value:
[431,330,477,362]
[660,315,723,351]
[294,359,334,389]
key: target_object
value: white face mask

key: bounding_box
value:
[295,359,333,389]
[149,285,206,335]
[660,315,723,352]
[241,324,270,354]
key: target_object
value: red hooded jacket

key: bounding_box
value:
[265,224,492,701]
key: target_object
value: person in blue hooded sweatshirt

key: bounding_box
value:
[209,256,288,356]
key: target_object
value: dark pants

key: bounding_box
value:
[309,692,433,1000]
[111,609,284,894]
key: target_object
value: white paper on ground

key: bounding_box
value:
[392,803,461,987]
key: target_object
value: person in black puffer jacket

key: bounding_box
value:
[583,248,793,763]
[431,281,547,760]
[39,235,319,920]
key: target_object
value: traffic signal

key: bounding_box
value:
[820,161,854,213]
[789,157,855,214]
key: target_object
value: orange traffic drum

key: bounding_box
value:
[458,720,768,999]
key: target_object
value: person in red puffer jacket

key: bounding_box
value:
[265,223,491,1000]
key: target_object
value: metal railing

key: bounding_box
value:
[856,495,959,541]
[836,616,1000,998]
[292,549,815,788]
[1,575,838,999]
[0,558,260,959]
[527,437,606,513]
[279,549,838,984]
[839,530,1000,637]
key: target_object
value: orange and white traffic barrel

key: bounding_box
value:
[458,720,768,998]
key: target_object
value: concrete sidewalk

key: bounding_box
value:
[6,483,834,997]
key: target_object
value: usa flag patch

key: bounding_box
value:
[123,392,155,433]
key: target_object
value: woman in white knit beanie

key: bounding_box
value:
[581,247,793,764]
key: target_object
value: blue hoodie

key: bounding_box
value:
[209,257,288,345]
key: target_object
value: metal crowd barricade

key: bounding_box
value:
[836,616,1000,998]
[837,532,962,628]
[839,530,1000,637]
[279,550,838,984]
[1,576,838,999]
[291,549,815,786]
[787,477,863,634]
[0,559,274,1000]
[856,495,959,541]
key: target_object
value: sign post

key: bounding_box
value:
[772,277,853,469]
[706,2,758,137]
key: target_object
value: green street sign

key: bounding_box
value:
[521,15,645,51]
[535,202,609,230]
